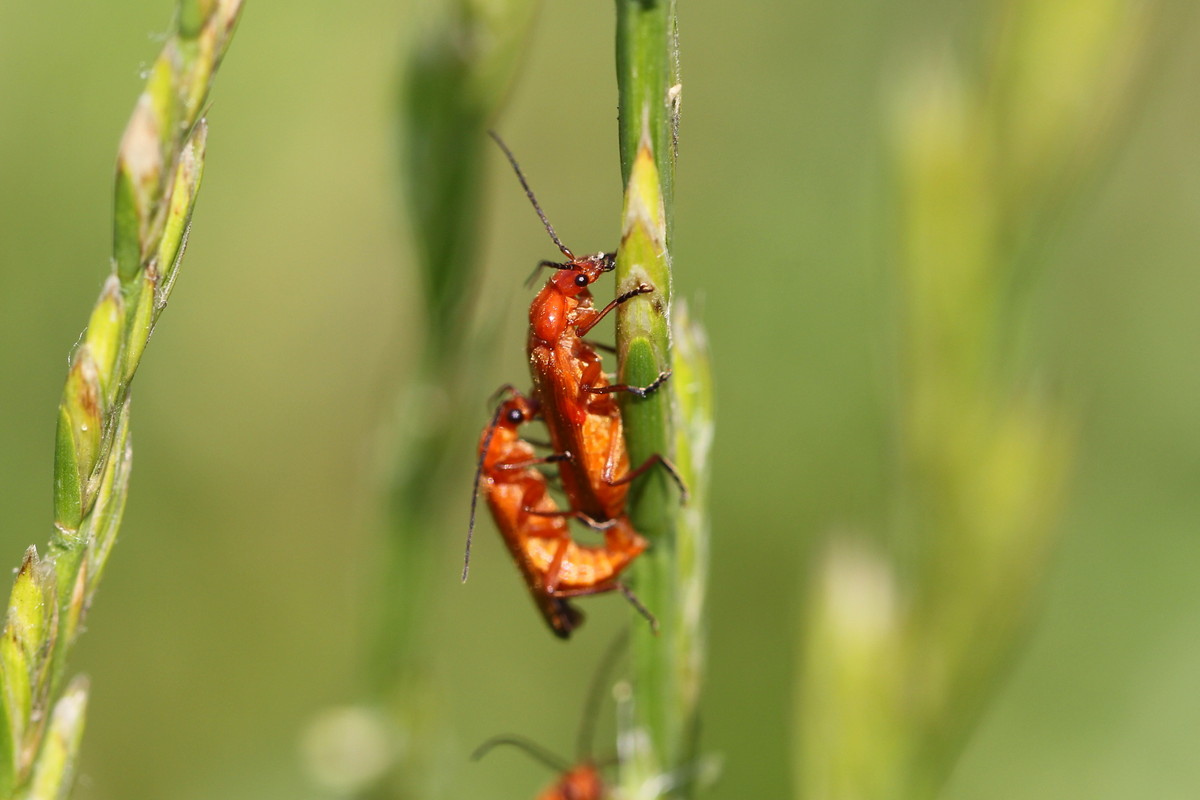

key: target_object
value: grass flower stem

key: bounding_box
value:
[0,2,242,796]
[613,3,711,798]
[793,2,1162,796]
[358,2,539,797]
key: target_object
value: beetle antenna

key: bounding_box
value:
[489,130,574,260]
[471,736,571,774]
[464,404,504,582]
[487,383,520,408]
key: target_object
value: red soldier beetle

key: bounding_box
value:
[488,132,688,523]
[464,389,655,638]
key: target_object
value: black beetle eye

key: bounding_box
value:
[574,273,589,287]
[506,408,524,425]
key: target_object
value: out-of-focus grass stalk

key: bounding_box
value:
[614,2,712,798]
[0,2,242,797]
[794,1,1158,798]
[352,1,538,797]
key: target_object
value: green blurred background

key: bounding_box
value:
[1,2,1198,798]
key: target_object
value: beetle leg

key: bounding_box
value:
[584,369,671,398]
[575,283,654,337]
[606,452,689,503]
[495,453,570,470]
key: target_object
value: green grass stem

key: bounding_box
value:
[356,1,540,797]
[0,2,242,796]
[615,0,678,240]
[792,1,1160,797]
[613,2,711,798]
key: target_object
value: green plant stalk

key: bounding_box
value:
[0,1,242,795]
[664,301,714,782]
[382,0,540,682]
[20,678,89,800]
[614,2,710,798]
[794,537,907,800]
[615,140,677,793]
[615,0,678,241]
[792,1,1159,797]
[894,3,1158,789]
[360,1,540,797]
[402,0,541,360]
